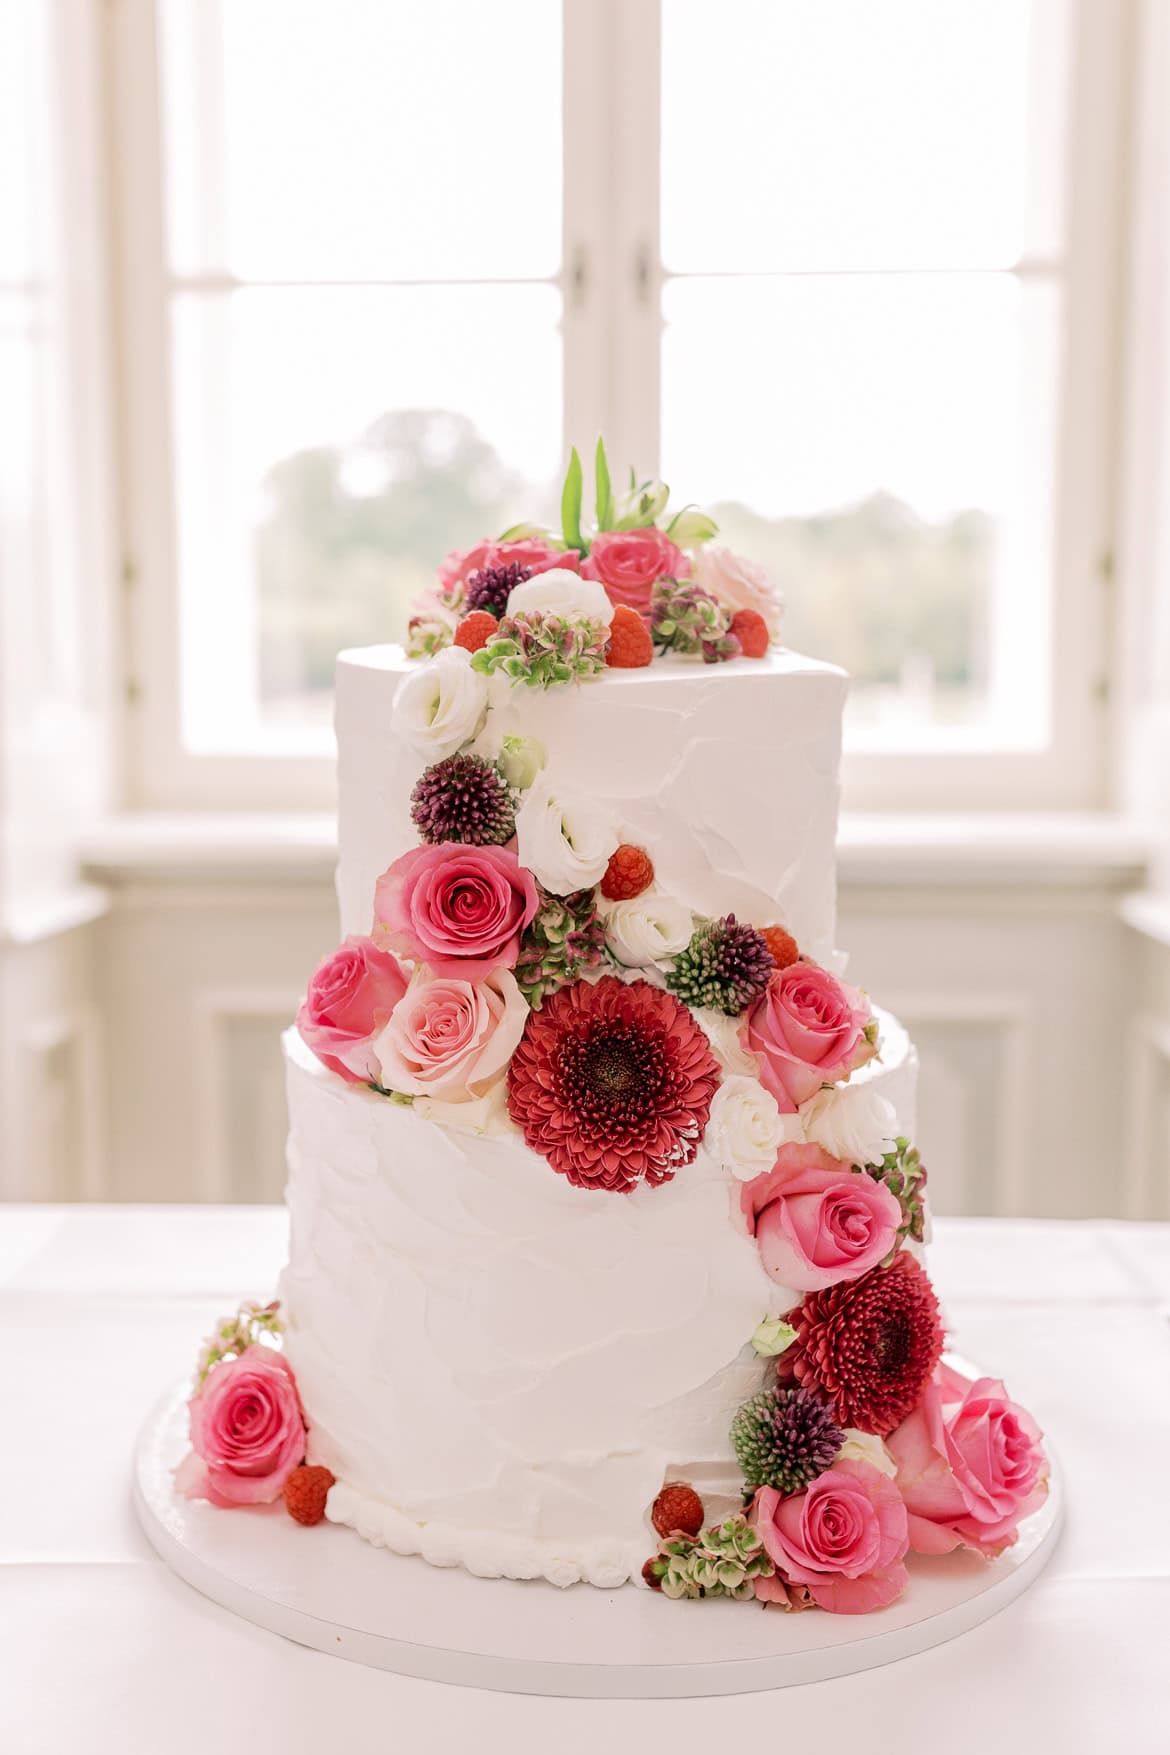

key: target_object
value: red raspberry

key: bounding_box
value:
[605,605,654,668]
[453,611,499,654]
[760,925,800,970]
[651,1482,705,1539]
[282,1464,335,1526]
[728,608,769,658]
[600,843,655,901]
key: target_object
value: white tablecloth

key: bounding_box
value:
[1,1206,1168,1753]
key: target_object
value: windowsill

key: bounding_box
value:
[78,810,1154,890]
[1120,891,1170,949]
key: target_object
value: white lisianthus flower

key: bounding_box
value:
[703,1074,789,1180]
[838,1430,898,1479]
[604,893,694,967]
[392,644,488,760]
[514,770,619,895]
[506,568,616,627]
[799,1083,898,1168]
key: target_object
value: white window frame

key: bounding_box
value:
[107,0,1134,813]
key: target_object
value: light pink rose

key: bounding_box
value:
[174,1347,305,1508]
[374,966,528,1101]
[373,843,539,981]
[438,537,577,606]
[581,529,689,615]
[296,936,410,1083]
[740,1142,902,1291]
[751,1459,910,1615]
[888,1362,1048,1558]
[741,962,876,1112]
[692,545,784,636]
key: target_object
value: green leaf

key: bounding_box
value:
[561,446,584,554]
[594,437,613,532]
[629,463,637,490]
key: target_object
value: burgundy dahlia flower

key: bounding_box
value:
[782,1254,945,1437]
[506,975,720,1192]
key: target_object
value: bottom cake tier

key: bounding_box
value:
[279,1013,919,1589]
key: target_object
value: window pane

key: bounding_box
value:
[159,0,562,281]
[661,274,1060,744]
[661,0,1068,273]
[171,284,563,750]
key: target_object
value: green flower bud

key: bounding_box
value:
[751,1315,797,1357]
[666,505,719,547]
[614,479,670,528]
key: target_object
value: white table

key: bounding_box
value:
[2,1207,1168,1753]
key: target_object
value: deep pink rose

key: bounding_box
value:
[174,1347,305,1508]
[740,1142,902,1291]
[373,843,539,980]
[296,936,410,1083]
[751,1459,910,1615]
[438,538,577,604]
[888,1362,1048,1558]
[741,962,876,1112]
[581,529,689,614]
[374,966,528,1101]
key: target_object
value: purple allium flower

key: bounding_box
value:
[466,562,532,618]
[409,753,515,847]
[666,914,776,1015]
[731,1386,845,1494]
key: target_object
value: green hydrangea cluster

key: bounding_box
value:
[515,888,609,1006]
[405,613,454,658]
[194,1299,284,1386]
[646,1516,775,1601]
[866,1136,929,1249]
[649,579,739,663]
[470,612,609,688]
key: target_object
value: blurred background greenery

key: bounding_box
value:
[255,408,991,731]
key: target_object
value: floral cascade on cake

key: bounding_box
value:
[173,442,1049,1612]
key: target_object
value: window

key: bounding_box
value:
[111,0,1129,808]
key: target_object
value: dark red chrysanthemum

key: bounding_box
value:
[782,1255,944,1437]
[506,975,720,1193]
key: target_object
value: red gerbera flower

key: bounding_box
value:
[782,1255,944,1437]
[507,975,720,1192]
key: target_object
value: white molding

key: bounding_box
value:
[21,999,108,1201]
[877,991,1036,1214]
[192,987,302,1202]
[1122,1011,1170,1218]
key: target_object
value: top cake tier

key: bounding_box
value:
[335,645,847,963]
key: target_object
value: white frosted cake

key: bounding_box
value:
[174,451,1048,1616]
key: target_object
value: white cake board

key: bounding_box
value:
[134,1381,1063,1699]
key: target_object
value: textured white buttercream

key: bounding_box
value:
[279,1014,918,1588]
[334,644,848,965]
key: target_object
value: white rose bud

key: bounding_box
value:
[604,894,693,967]
[496,732,546,791]
[703,1073,789,1180]
[514,770,619,895]
[392,644,489,761]
[799,1084,898,1168]
[750,1315,797,1357]
[507,569,615,627]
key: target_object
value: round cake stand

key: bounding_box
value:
[134,1382,1063,1699]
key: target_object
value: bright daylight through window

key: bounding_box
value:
[141,0,1084,779]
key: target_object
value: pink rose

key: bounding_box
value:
[373,843,539,981]
[438,538,577,606]
[888,1362,1048,1558]
[741,962,876,1112]
[374,966,528,1101]
[692,545,784,636]
[296,936,410,1083]
[740,1142,902,1292]
[581,529,689,615]
[751,1459,910,1615]
[174,1347,305,1508]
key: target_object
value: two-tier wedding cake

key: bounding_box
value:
[172,447,1048,1615]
